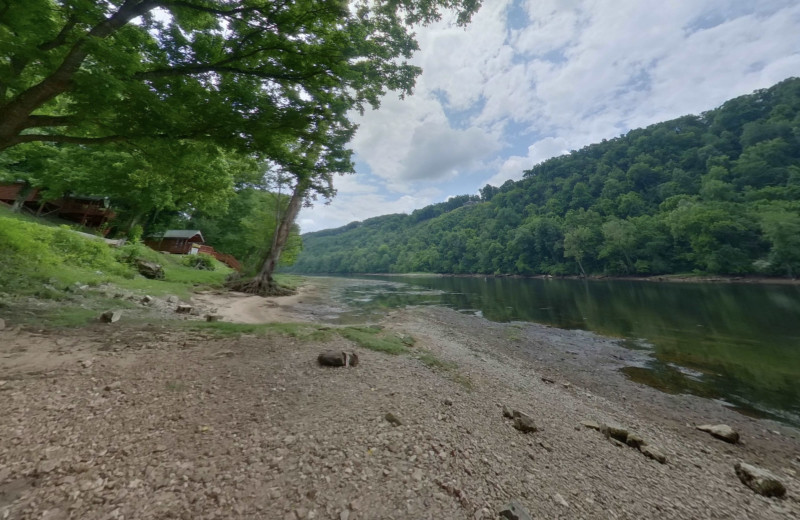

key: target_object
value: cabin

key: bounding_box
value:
[0,181,116,232]
[145,230,206,255]
[145,230,242,270]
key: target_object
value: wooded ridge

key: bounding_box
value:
[288,78,800,277]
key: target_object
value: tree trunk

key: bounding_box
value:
[229,178,308,295]
[10,183,33,213]
[576,258,587,278]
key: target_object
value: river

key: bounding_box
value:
[309,275,800,426]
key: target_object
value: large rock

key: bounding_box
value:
[735,462,786,497]
[135,259,164,280]
[499,499,533,520]
[697,424,739,443]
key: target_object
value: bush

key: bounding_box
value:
[182,253,217,270]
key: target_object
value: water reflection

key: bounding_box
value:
[316,275,800,426]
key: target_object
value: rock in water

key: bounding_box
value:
[513,413,539,433]
[135,259,164,279]
[734,462,786,497]
[100,310,121,323]
[499,499,533,520]
[697,424,739,443]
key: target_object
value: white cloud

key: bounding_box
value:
[309,0,800,231]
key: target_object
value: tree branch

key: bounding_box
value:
[21,115,76,129]
[38,17,78,51]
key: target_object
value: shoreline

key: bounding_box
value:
[1,285,799,518]
[292,271,800,285]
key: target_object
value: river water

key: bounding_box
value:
[311,275,800,426]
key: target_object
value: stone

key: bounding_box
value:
[640,445,667,464]
[734,462,786,497]
[697,424,739,444]
[499,499,533,520]
[626,433,647,449]
[553,493,568,507]
[100,310,122,323]
[601,423,629,442]
[141,295,153,305]
[502,405,515,419]
[80,359,93,369]
[384,412,402,427]
[513,413,539,433]
[0,318,5,330]
[176,304,193,314]
[444,398,453,406]
[318,351,359,367]
[135,259,164,279]
[205,314,222,322]
[581,420,601,431]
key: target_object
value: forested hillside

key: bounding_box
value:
[289,78,800,277]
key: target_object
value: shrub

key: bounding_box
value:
[182,253,217,270]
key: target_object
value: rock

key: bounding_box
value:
[626,433,647,449]
[499,499,533,520]
[104,381,121,392]
[176,304,193,314]
[317,351,359,367]
[36,459,59,475]
[513,413,539,433]
[444,398,453,406]
[734,462,786,497]
[502,405,515,419]
[697,424,739,444]
[205,314,222,322]
[141,295,153,305]
[80,359,93,369]
[0,318,5,330]
[100,310,122,323]
[541,376,556,384]
[581,420,601,431]
[384,412,402,427]
[601,423,629,442]
[553,493,569,507]
[134,259,164,280]
[640,445,667,464]
[166,295,179,303]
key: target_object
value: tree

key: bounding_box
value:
[1,0,482,293]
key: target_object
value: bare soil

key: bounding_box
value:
[1,286,799,520]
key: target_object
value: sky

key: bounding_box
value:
[297,0,800,233]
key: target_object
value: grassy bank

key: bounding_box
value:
[0,205,232,300]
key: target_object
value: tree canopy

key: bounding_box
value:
[288,77,800,278]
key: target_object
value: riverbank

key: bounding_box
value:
[320,271,800,285]
[1,286,799,519]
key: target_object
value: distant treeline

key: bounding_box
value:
[288,78,800,277]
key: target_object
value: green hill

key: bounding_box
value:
[288,78,800,277]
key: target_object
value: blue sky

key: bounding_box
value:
[298,0,800,232]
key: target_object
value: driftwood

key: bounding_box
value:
[317,351,359,368]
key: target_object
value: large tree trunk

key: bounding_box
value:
[228,178,307,296]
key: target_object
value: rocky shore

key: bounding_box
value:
[1,289,799,519]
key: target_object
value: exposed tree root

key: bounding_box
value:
[225,275,296,296]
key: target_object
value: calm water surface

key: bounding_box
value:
[314,275,800,426]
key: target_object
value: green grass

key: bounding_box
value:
[337,326,410,355]
[0,213,232,300]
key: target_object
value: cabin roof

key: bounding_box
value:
[162,229,204,241]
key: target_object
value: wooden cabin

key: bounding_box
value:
[0,182,116,232]
[145,230,206,255]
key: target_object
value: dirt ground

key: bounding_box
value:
[1,286,799,520]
